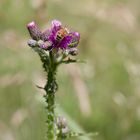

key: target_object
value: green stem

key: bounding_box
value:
[44,51,57,140]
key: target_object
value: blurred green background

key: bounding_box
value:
[0,0,140,140]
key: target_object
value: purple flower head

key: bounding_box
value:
[48,20,63,47]
[27,20,80,52]
[48,20,80,50]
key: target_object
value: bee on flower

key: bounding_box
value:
[27,20,80,56]
[55,27,69,43]
[26,20,84,140]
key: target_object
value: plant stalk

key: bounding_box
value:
[44,51,57,140]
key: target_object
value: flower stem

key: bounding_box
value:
[44,51,57,140]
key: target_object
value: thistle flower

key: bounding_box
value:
[26,19,81,140]
[27,20,80,54]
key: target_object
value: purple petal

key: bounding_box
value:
[51,20,62,29]
[58,35,72,49]
[48,20,62,44]
[27,21,42,40]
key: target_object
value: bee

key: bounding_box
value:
[56,27,68,42]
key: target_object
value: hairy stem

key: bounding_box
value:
[44,51,57,140]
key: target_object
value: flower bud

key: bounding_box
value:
[69,48,78,56]
[27,21,42,40]
[41,29,51,41]
[56,116,67,129]
[37,40,51,50]
[27,39,37,47]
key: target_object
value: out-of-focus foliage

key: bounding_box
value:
[0,0,140,140]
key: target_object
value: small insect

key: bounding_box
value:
[68,41,79,48]
[56,27,68,42]
[68,33,79,48]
